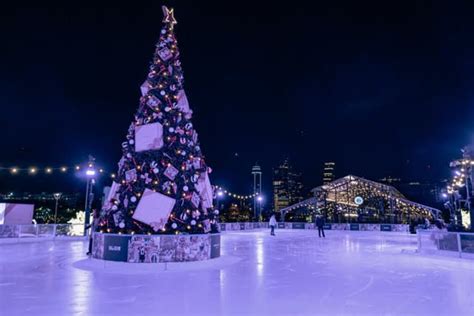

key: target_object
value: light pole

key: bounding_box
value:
[53,193,62,224]
[216,190,224,211]
[257,195,263,221]
[84,155,96,236]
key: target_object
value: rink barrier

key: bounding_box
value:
[0,224,86,240]
[92,232,221,263]
[416,230,474,259]
[218,222,409,232]
[0,222,409,241]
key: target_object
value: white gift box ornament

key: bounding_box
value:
[176,90,192,115]
[164,164,179,180]
[103,181,121,210]
[117,157,126,172]
[192,158,202,169]
[158,48,172,61]
[125,168,137,183]
[147,95,160,107]
[191,192,200,208]
[135,122,164,152]
[195,171,213,209]
[140,81,152,96]
[202,219,211,233]
[132,189,176,231]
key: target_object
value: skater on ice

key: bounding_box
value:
[269,214,277,236]
[316,215,325,238]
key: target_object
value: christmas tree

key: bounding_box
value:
[99,6,217,235]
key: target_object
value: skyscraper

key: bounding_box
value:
[273,159,304,213]
[323,162,336,184]
[251,164,263,219]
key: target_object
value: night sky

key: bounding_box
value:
[1,1,473,196]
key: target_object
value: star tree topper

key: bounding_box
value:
[162,6,177,30]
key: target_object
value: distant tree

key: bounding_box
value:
[34,207,53,223]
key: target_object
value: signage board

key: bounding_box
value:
[103,235,131,262]
[292,223,305,229]
[323,224,332,230]
[210,234,221,258]
[350,223,360,231]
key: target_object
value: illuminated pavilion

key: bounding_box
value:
[280,175,440,224]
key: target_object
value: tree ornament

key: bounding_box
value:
[164,164,179,180]
[191,220,196,226]
[125,169,137,183]
[162,6,178,30]
[157,48,173,61]
[171,223,178,229]
[119,222,125,229]
[130,196,137,203]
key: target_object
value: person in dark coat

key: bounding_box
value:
[315,215,325,238]
[86,209,100,256]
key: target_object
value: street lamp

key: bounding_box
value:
[53,193,62,224]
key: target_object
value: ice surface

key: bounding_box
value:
[0,229,473,315]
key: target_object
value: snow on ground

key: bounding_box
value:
[0,229,473,316]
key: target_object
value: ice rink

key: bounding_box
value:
[0,229,473,316]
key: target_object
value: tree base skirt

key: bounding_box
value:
[91,232,220,263]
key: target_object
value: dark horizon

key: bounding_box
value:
[1,1,473,196]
